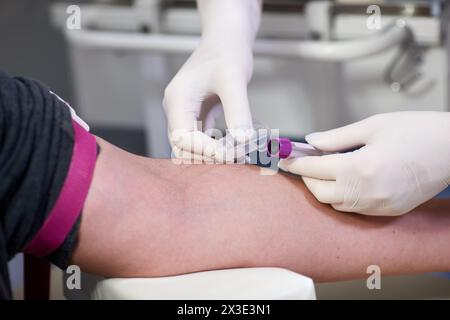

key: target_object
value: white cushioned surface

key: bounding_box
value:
[90,268,316,300]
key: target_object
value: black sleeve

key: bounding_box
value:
[0,71,78,299]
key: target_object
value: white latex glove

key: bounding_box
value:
[278,112,450,216]
[163,0,262,160]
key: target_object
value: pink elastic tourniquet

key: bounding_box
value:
[24,120,97,257]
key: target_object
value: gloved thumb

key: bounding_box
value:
[306,116,377,152]
[219,79,254,144]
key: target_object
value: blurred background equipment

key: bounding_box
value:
[50,0,449,158]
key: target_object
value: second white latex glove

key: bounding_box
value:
[278,112,450,216]
[163,0,262,161]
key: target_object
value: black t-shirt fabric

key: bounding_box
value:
[0,71,81,299]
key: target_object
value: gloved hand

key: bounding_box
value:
[278,112,450,216]
[163,0,262,160]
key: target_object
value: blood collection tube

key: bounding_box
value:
[268,137,331,159]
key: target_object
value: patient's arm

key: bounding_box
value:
[71,137,450,282]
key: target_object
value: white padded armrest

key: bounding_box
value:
[91,268,315,300]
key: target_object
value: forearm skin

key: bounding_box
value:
[71,138,450,282]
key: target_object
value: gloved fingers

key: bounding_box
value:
[330,196,391,216]
[214,136,249,163]
[169,130,219,159]
[331,203,386,216]
[331,203,361,214]
[302,177,342,204]
[278,153,352,180]
[164,88,220,158]
[163,89,199,133]
[331,197,414,216]
[305,116,379,152]
[170,144,216,163]
[217,77,254,144]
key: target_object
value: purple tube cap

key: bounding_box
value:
[268,137,292,159]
